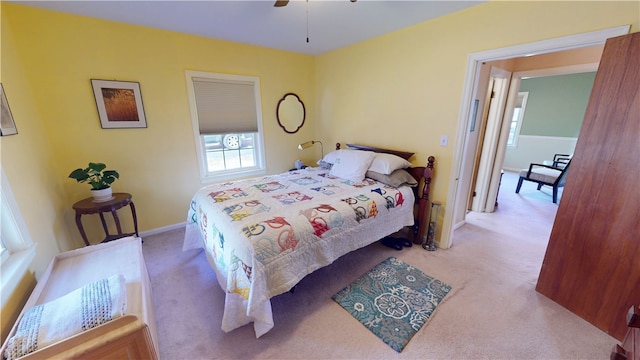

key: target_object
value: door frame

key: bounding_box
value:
[440,25,630,249]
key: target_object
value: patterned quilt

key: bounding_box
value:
[183,167,416,337]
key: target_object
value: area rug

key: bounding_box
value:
[332,257,452,352]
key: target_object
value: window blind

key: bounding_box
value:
[192,77,258,135]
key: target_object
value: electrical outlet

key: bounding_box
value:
[440,135,448,147]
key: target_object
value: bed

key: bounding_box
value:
[183,143,435,337]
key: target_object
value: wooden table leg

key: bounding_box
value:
[99,212,110,238]
[129,202,139,237]
[112,210,123,235]
[75,212,90,246]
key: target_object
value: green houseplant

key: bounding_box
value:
[68,162,119,202]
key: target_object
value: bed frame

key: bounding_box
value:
[337,143,435,245]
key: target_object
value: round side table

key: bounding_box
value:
[72,192,139,246]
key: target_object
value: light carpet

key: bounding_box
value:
[141,170,617,359]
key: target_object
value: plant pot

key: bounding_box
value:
[91,187,113,203]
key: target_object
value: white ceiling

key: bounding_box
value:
[13,0,483,55]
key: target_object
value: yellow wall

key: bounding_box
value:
[1,3,315,339]
[3,4,315,243]
[1,0,638,341]
[1,4,71,341]
[314,0,639,246]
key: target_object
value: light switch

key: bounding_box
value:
[440,135,448,147]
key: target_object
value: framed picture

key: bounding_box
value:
[0,83,18,136]
[91,79,147,129]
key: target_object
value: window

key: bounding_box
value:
[507,92,528,147]
[185,71,266,182]
[1,238,9,263]
[1,167,36,306]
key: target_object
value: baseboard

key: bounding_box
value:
[139,222,186,238]
[453,219,466,230]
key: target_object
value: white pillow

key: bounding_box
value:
[366,169,418,188]
[329,150,376,182]
[368,153,412,175]
[318,150,341,165]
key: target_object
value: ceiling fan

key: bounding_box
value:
[274,0,356,7]
[274,0,357,43]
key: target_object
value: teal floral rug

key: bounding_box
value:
[332,257,452,352]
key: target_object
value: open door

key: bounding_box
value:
[470,66,512,212]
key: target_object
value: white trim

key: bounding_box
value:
[453,220,466,231]
[519,63,599,79]
[444,25,630,249]
[1,169,34,252]
[1,167,37,307]
[139,222,186,238]
[1,246,36,307]
[472,73,510,212]
[185,70,266,183]
[467,26,630,62]
[517,135,578,141]
[507,92,528,148]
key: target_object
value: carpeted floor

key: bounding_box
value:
[141,171,616,359]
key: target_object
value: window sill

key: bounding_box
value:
[201,168,266,183]
[1,245,36,307]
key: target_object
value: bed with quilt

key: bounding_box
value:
[183,143,435,337]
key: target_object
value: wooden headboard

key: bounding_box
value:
[339,143,415,160]
[336,143,435,245]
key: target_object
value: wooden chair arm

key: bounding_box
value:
[553,153,571,161]
[526,163,564,177]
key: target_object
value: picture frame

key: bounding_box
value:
[91,79,147,129]
[0,83,18,136]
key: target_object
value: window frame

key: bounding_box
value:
[1,167,36,307]
[185,71,266,183]
[507,92,529,148]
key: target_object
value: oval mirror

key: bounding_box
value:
[276,93,305,134]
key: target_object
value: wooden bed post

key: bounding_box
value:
[413,156,435,244]
[334,143,434,246]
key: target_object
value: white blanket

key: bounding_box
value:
[4,274,126,360]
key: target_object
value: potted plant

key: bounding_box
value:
[68,162,119,202]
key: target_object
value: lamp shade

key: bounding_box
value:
[298,141,315,150]
[297,140,323,158]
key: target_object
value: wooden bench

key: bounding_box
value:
[1,237,159,359]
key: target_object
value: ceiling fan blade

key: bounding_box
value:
[274,0,289,7]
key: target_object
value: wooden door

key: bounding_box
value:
[535,32,640,341]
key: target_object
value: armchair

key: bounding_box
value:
[515,159,571,203]
[551,153,572,168]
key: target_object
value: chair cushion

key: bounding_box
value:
[519,167,561,184]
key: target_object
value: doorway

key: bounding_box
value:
[440,25,630,249]
[470,66,511,213]
[472,63,599,213]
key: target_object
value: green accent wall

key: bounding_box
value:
[519,72,596,137]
